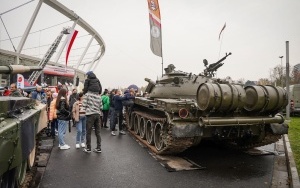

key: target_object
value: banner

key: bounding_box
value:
[43,65,75,77]
[17,74,24,89]
[66,29,78,67]
[147,0,162,57]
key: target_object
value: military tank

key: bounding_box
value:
[125,53,288,155]
[0,65,48,187]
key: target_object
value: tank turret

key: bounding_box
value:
[125,53,288,155]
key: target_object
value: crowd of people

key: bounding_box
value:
[0,71,136,154]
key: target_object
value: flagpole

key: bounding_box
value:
[161,24,163,76]
[161,55,164,76]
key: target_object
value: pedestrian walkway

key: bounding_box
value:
[39,125,167,188]
[39,124,286,188]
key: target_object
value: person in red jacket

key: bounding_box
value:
[3,86,10,96]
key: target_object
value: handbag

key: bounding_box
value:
[65,111,72,121]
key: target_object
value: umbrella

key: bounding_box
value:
[128,84,138,91]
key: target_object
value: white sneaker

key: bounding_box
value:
[120,130,126,135]
[76,144,80,149]
[111,131,116,136]
[58,144,61,148]
[60,145,70,150]
[81,143,86,148]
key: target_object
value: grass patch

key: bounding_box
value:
[287,117,300,175]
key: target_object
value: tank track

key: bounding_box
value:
[225,132,281,150]
[126,110,195,155]
[20,129,54,188]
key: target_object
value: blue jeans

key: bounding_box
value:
[109,107,115,131]
[57,120,68,146]
[76,116,86,144]
[111,109,123,131]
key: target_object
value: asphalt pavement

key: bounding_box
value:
[39,124,288,188]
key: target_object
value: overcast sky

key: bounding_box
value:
[1,0,300,89]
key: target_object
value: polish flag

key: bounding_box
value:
[66,29,78,67]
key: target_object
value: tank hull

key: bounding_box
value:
[0,97,47,187]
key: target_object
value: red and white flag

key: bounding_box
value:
[65,29,78,67]
[147,0,162,57]
[218,22,226,40]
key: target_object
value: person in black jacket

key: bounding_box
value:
[56,88,71,150]
[109,89,116,123]
[83,71,102,94]
[110,89,135,136]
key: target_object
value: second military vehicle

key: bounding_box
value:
[0,65,48,188]
[125,53,288,155]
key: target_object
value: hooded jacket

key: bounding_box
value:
[83,72,102,94]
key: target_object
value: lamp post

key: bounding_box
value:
[279,56,284,86]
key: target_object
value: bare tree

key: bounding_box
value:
[270,65,284,86]
[269,64,294,87]
[291,65,300,84]
[257,78,271,85]
[236,78,245,85]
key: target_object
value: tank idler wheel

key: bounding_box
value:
[134,114,140,135]
[139,117,146,139]
[154,122,165,151]
[128,112,135,130]
[146,120,154,145]
[0,168,17,188]
[16,159,27,186]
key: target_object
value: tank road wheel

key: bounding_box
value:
[146,120,154,145]
[27,145,36,170]
[154,122,166,151]
[139,117,146,139]
[16,160,27,186]
[134,114,140,135]
[128,113,135,130]
[0,168,17,188]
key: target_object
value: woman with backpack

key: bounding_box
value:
[56,88,71,150]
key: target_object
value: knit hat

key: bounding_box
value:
[86,71,93,75]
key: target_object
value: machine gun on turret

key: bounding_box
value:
[203,52,232,77]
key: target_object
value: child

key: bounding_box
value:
[72,92,86,148]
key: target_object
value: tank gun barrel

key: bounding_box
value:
[204,52,232,76]
[0,65,42,74]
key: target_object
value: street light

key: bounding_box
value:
[279,56,284,86]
